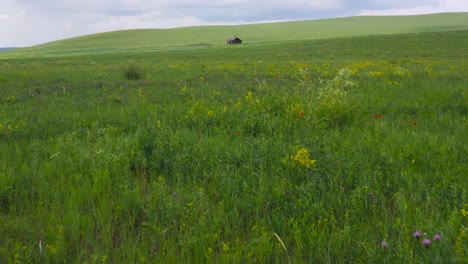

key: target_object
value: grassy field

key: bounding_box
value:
[1,12,468,58]
[0,16,467,263]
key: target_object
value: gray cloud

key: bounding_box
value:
[0,0,466,47]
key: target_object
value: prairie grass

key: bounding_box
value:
[0,30,467,263]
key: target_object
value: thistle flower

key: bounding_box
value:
[381,241,388,249]
[433,234,441,241]
[423,238,431,248]
[413,231,421,240]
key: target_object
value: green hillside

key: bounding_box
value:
[2,12,468,58]
[0,11,467,263]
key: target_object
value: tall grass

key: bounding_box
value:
[0,31,466,263]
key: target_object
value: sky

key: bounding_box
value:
[1,0,467,47]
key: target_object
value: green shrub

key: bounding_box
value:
[315,68,356,127]
[124,64,144,80]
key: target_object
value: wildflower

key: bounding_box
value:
[381,241,388,249]
[237,130,241,136]
[413,231,421,240]
[222,242,230,251]
[433,234,441,241]
[285,148,316,169]
[172,192,177,197]
[246,91,253,102]
[374,114,383,119]
[461,208,468,217]
[423,238,431,248]
[413,121,417,126]
[301,112,305,116]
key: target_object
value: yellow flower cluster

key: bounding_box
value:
[245,91,253,102]
[461,207,468,217]
[285,148,317,169]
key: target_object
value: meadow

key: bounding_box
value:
[2,12,468,58]
[0,26,467,262]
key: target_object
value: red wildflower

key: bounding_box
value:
[301,112,305,116]
[237,130,241,136]
[413,121,417,126]
[374,114,382,119]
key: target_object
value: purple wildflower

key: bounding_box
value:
[381,241,388,249]
[433,234,441,241]
[423,238,431,248]
[413,231,421,240]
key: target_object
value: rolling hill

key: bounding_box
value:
[2,12,468,58]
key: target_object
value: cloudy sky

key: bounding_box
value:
[1,0,467,47]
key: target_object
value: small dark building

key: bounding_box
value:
[227,36,242,44]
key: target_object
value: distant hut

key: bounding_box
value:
[227,36,242,44]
